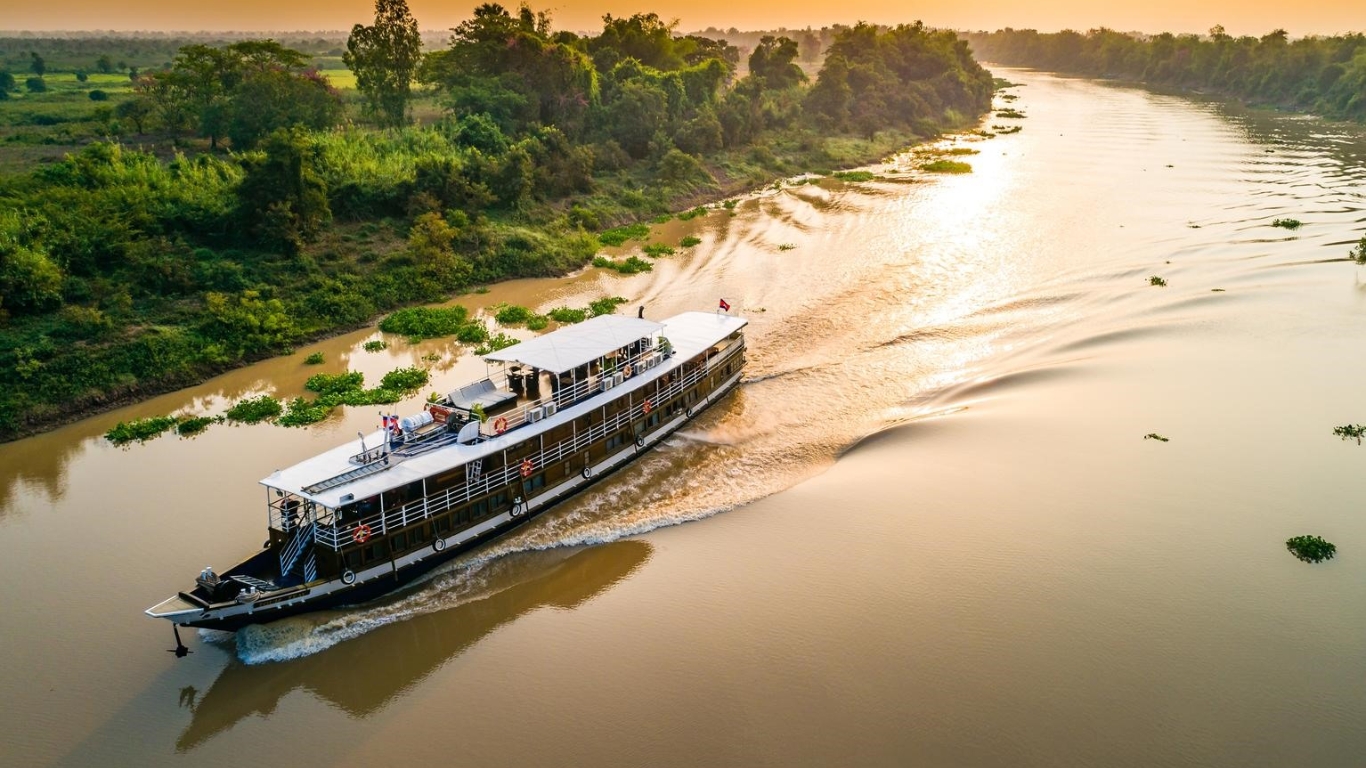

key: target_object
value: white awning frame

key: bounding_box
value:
[481,315,664,374]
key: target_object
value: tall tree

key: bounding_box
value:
[345,0,423,127]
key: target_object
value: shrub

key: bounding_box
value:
[305,371,365,396]
[106,415,180,444]
[1286,535,1336,563]
[25,77,46,93]
[832,170,876,182]
[379,366,430,392]
[589,296,628,316]
[921,160,972,173]
[304,352,325,365]
[494,304,534,325]
[548,307,588,323]
[225,396,283,423]
[176,416,215,436]
[379,305,472,339]
[599,223,651,246]
[88,89,109,101]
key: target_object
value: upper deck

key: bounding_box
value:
[262,311,747,509]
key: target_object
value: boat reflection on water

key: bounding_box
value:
[177,540,652,751]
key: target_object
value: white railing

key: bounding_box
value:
[312,342,744,551]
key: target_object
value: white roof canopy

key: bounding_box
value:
[482,315,663,374]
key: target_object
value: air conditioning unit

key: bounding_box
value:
[544,402,558,417]
[527,407,544,423]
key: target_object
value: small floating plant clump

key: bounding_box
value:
[473,332,520,356]
[778,243,797,251]
[993,125,1023,134]
[1150,276,1167,287]
[642,243,675,257]
[1286,535,1336,564]
[176,416,217,436]
[1143,433,1169,442]
[996,108,1027,119]
[225,396,283,424]
[598,223,650,247]
[680,235,702,248]
[1332,424,1366,444]
[1350,234,1366,265]
[304,352,325,365]
[921,160,973,174]
[678,206,709,221]
[831,170,878,182]
[106,416,183,445]
[593,255,654,274]
[1271,218,1302,230]
[362,340,388,352]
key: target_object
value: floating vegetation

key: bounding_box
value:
[680,235,702,248]
[992,125,1023,134]
[1143,433,1170,442]
[526,314,549,331]
[588,296,628,316]
[999,93,1020,101]
[593,255,654,274]
[225,396,283,424]
[379,306,476,340]
[278,397,333,427]
[106,415,182,445]
[1350,234,1366,265]
[379,367,430,392]
[832,170,877,182]
[474,286,490,294]
[1271,218,1302,230]
[304,352,325,365]
[642,243,676,257]
[722,199,738,210]
[176,416,217,436]
[421,352,441,363]
[1187,223,1202,228]
[362,339,388,352]
[598,223,651,246]
[548,307,589,324]
[778,243,797,251]
[1332,424,1366,444]
[1211,288,1226,292]
[1149,276,1168,287]
[1286,535,1336,564]
[493,304,534,326]
[305,371,365,397]
[995,108,1027,119]
[652,213,674,224]
[993,77,1021,89]
[474,332,520,355]
[944,147,979,155]
[678,206,709,221]
[921,160,972,174]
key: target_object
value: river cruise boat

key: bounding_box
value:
[147,310,747,634]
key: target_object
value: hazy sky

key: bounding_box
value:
[4,1,1363,37]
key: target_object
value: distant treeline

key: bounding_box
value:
[964,27,1366,122]
[0,4,992,441]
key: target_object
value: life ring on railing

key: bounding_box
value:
[433,537,446,552]
[635,435,645,448]
[582,466,593,479]
[622,364,633,378]
[642,399,652,415]
[520,458,535,478]
[353,523,373,544]
[493,417,508,434]
[341,570,357,585]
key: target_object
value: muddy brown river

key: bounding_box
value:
[4,68,1366,767]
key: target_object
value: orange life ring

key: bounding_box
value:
[520,458,535,478]
[353,523,373,544]
[493,416,508,434]
[622,364,633,378]
[642,399,652,415]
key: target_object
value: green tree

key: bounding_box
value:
[114,98,152,133]
[0,71,14,94]
[199,290,297,359]
[76,70,89,83]
[96,55,115,74]
[226,68,342,148]
[25,77,46,93]
[29,52,45,76]
[0,212,64,317]
[748,36,805,89]
[344,0,423,127]
[236,127,331,252]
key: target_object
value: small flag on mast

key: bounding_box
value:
[718,298,730,312]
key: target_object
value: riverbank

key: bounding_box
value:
[0,122,964,444]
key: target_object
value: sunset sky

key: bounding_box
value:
[4,0,1363,37]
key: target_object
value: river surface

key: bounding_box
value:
[4,68,1366,767]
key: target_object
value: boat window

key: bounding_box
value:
[391,532,408,552]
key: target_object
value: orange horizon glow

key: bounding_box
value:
[2,1,1364,38]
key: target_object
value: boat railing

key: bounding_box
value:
[473,344,674,439]
[313,343,744,551]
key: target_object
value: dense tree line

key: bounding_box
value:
[0,4,992,440]
[964,27,1366,121]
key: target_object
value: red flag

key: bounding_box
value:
[718,298,730,311]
